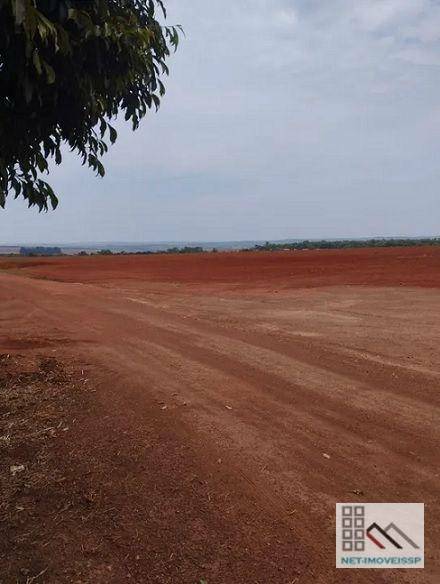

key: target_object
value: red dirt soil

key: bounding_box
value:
[3,245,440,288]
[0,247,439,583]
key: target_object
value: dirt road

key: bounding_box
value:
[0,248,439,583]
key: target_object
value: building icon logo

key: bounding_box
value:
[341,505,366,552]
[336,503,424,569]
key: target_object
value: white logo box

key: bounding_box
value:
[336,503,424,569]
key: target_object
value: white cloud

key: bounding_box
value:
[352,0,426,31]
[274,7,298,28]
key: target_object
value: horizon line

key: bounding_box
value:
[2,234,440,247]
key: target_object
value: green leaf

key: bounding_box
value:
[108,124,117,144]
[96,160,105,177]
[43,62,56,84]
[32,49,42,75]
[35,151,47,173]
[13,0,27,26]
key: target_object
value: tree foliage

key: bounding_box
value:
[250,237,440,252]
[0,0,180,210]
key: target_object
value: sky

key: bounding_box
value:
[2,0,440,244]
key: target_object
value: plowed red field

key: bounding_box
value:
[2,245,440,289]
[0,247,439,583]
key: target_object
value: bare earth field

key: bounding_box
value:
[0,247,439,583]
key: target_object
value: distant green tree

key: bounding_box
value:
[0,0,180,210]
[20,245,62,255]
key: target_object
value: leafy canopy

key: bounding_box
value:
[0,0,180,210]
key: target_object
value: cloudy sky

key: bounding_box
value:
[2,0,440,244]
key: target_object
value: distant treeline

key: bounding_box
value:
[20,246,62,256]
[86,246,207,256]
[164,246,205,254]
[11,238,440,258]
[247,238,440,252]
